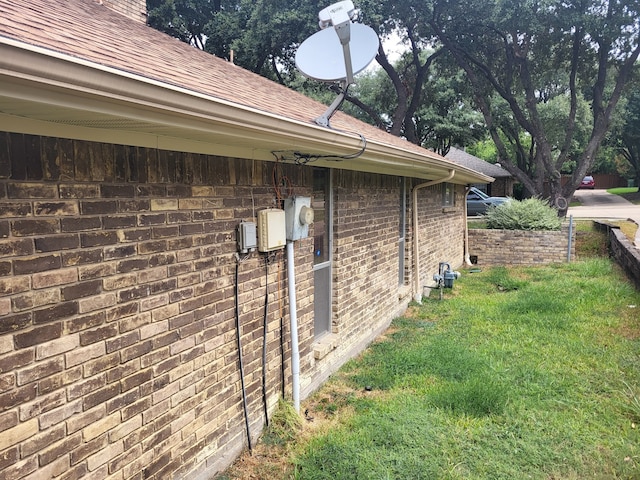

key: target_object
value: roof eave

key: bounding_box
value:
[0,37,492,184]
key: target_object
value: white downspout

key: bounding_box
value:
[464,186,472,266]
[285,241,301,413]
[412,169,455,303]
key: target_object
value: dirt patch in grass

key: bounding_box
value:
[616,304,640,340]
[574,219,638,258]
[576,230,609,258]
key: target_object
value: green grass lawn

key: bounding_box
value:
[608,187,639,195]
[220,259,640,479]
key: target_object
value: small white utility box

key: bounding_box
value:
[257,209,286,252]
[236,221,257,254]
[284,197,314,241]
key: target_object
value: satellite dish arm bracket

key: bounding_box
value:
[315,83,348,127]
[334,21,354,85]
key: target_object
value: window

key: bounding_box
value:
[312,168,331,339]
[442,183,455,207]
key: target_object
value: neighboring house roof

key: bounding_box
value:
[0,0,492,185]
[446,147,512,179]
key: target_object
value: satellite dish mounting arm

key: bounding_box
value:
[315,1,357,127]
[315,82,349,128]
[333,21,354,85]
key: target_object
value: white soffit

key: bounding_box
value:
[0,37,492,185]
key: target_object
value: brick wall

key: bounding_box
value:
[0,133,315,479]
[414,183,466,280]
[327,172,403,374]
[468,225,575,266]
[0,132,467,478]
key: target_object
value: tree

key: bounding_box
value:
[347,1,447,141]
[147,0,320,79]
[426,0,640,212]
[203,0,320,79]
[147,0,219,49]
[414,68,486,155]
[620,89,640,186]
[340,58,485,155]
[294,2,485,153]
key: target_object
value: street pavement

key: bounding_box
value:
[567,189,640,247]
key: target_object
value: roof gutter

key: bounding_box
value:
[0,37,493,184]
[412,169,455,303]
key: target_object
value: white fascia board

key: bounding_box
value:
[0,36,492,184]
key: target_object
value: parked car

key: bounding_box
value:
[579,175,595,189]
[466,187,510,216]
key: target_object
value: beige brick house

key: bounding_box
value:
[0,1,491,478]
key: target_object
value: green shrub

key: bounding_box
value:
[485,197,562,230]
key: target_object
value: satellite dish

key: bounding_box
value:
[295,1,380,127]
[295,23,379,83]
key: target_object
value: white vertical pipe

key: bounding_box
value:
[464,186,472,266]
[285,241,300,413]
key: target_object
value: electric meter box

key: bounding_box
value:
[257,209,286,252]
[284,196,314,241]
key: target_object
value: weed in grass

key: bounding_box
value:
[619,381,640,424]
[312,388,357,416]
[262,398,302,447]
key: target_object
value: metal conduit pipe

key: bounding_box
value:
[464,186,473,266]
[412,169,456,303]
[285,241,301,413]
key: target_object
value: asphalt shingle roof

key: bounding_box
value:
[445,147,512,178]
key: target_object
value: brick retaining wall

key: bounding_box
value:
[594,221,640,289]
[610,229,640,288]
[468,224,575,266]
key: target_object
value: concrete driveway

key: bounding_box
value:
[568,189,640,246]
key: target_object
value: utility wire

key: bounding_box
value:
[272,132,367,165]
[234,260,252,453]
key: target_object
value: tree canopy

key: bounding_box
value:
[425,0,640,209]
[620,89,640,186]
[147,0,320,79]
